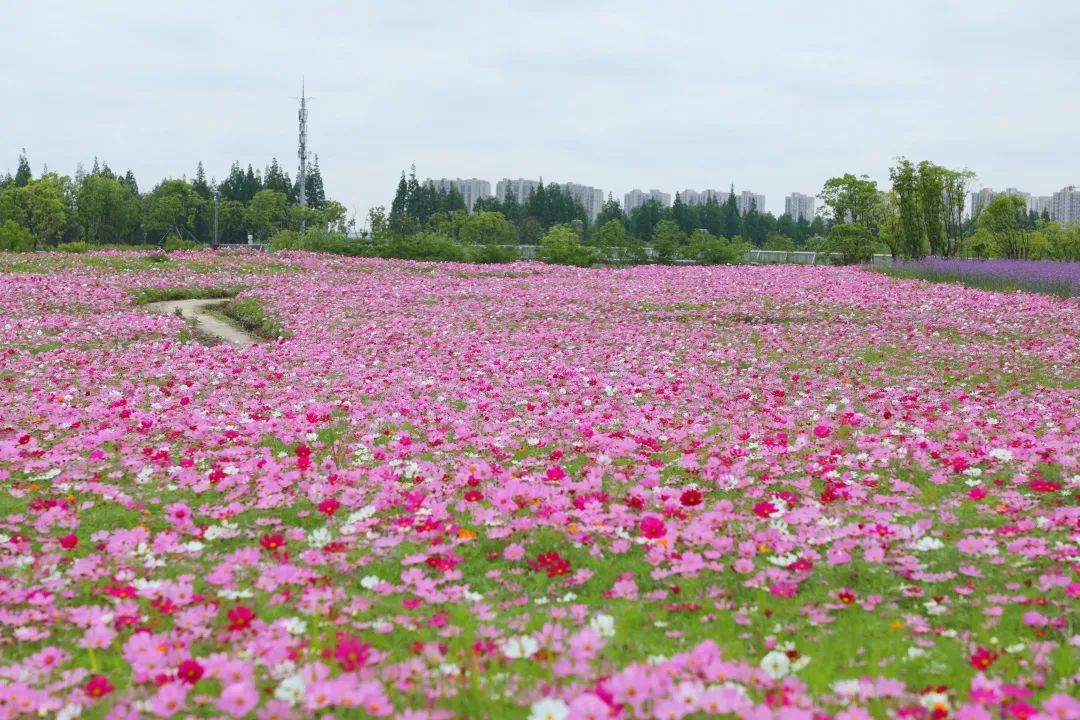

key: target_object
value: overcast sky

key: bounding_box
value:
[3,1,1078,219]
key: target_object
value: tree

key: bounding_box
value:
[77,174,141,244]
[593,218,641,265]
[888,158,926,259]
[539,224,597,267]
[721,190,740,239]
[245,189,290,241]
[263,158,293,200]
[701,195,724,237]
[304,155,326,209]
[977,194,1032,259]
[14,150,31,187]
[1041,221,1080,261]
[595,194,626,228]
[459,211,516,247]
[671,192,692,233]
[0,174,71,247]
[764,233,796,251]
[628,198,663,241]
[0,219,33,251]
[818,174,879,230]
[681,230,748,264]
[144,179,202,241]
[121,170,139,195]
[389,172,413,235]
[820,223,874,264]
[651,219,685,263]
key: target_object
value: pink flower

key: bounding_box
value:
[813,424,832,438]
[149,682,187,718]
[503,543,525,561]
[639,515,667,539]
[217,682,259,718]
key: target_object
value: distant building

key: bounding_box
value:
[429,178,491,212]
[784,192,815,221]
[1028,195,1051,217]
[495,178,542,205]
[970,188,996,218]
[736,191,766,216]
[561,182,605,221]
[679,189,725,206]
[624,189,671,213]
[1050,185,1080,225]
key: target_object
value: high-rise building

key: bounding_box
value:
[970,188,997,218]
[1050,185,1080,225]
[1028,195,1051,217]
[561,182,605,221]
[429,178,491,212]
[495,178,542,205]
[679,189,725,206]
[624,189,671,213]
[736,191,766,216]
[784,193,815,221]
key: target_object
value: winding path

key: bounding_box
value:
[146,299,255,347]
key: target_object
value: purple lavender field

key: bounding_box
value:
[880,258,1080,298]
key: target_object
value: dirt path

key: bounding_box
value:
[146,299,256,347]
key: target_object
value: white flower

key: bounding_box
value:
[913,536,944,552]
[589,614,616,638]
[307,527,332,548]
[281,617,307,636]
[274,674,306,706]
[760,650,792,679]
[55,704,82,720]
[528,698,569,720]
[768,553,798,567]
[988,448,1013,462]
[503,635,539,659]
[360,575,382,590]
[1006,643,1025,653]
[920,692,950,713]
[219,589,254,600]
[905,647,928,661]
[463,589,483,602]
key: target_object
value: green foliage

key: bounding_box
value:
[539,224,597,267]
[0,219,33,251]
[143,179,202,241]
[459,211,516,247]
[651,219,685,263]
[820,223,874,264]
[163,236,203,252]
[77,174,141,244]
[680,232,748,265]
[818,174,879,230]
[245,189,291,241]
[130,285,244,305]
[0,174,71,247]
[467,244,519,264]
[1040,222,1080,261]
[55,241,92,253]
[889,158,974,258]
[382,232,468,262]
[764,233,796,251]
[977,195,1034,259]
[592,219,644,265]
[218,297,289,339]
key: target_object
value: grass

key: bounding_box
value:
[215,296,290,340]
[129,285,247,305]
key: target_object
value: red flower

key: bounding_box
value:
[294,444,311,458]
[545,466,566,482]
[59,534,79,550]
[260,534,285,551]
[639,515,667,539]
[227,605,256,631]
[679,489,703,507]
[969,646,998,670]
[813,424,832,438]
[334,635,371,671]
[317,498,341,516]
[753,501,777,518]
[528,551,573,577]
[85,675,114,699]
[838,589,857,605]
[464,489,483,502]
[177,659,204,684]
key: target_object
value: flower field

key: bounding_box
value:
[0,251,1077,720]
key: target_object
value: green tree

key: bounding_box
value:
[977,194,1032,259]
[888,158,926,259]
[680,230,748,264]
[459,211,516,247]
[0,219,33,251]
[144,179,202,241]
[701,195,724,237]
[651,219,685,263]
[246,189,291,241]
[595,194,626,228]
[820,222,874,264]
[0,174,71,247]
[628,198,664,241]
[1041,221,1080,261]
[722,190,740,239]
[593,218,642,265]
[539,223,597,266]
[671,193,692,233]
[14,150,31,187]
[77,174,141,244]
[818,174,879,230]
[764,233,796,251]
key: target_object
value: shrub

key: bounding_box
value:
[0,220,33,252]
[382,232,468,262]
[164,236,203,252]
[539,224,597,267]
[467,244,519,264]
[680,233,748,265]
[819,223,874,264]
[56,241,92,254]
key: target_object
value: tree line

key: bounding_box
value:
[0,150,347,252]
[816,161,1079,263]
